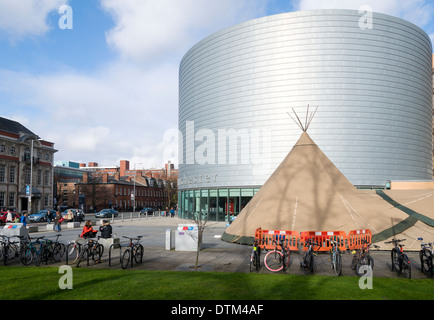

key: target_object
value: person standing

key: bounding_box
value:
[20,212,28,227]
[6,210,12,223]
[53,211,63,232]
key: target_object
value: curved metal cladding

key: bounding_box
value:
[178,9,433,190]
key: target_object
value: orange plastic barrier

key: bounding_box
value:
[254,227,300,251]
[254,227,373,252]
[347,229,372,250]
[300,231,347,252]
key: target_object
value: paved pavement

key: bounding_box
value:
[5,215,434,279]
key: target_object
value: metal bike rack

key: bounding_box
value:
[109,243,122,267]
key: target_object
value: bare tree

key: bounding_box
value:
[186,211,217,270]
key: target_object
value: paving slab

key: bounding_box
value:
[5,216,433,279]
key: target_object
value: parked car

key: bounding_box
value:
[73,209,85,222]
[61,209,85,222]
[139,207,154,215]
[28,210,49,223]
[0,211,20,225]
[95,209,118,218]
[61,209,74,222]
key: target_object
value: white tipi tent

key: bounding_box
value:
[222,126,433,249]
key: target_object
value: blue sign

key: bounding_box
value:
[26,185,30,195]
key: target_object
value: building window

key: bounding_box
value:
[37,169,42,185]
[44,171,50,186]
[44,194,49,206]
[25,168,31,185]
[0,165,5,183]
[8,192,15,208]
[9,166,15,183]
[9,146,16,156]
[0,192,4,207]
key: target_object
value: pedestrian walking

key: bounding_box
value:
[20,212,28,227]
[53,211,63,232]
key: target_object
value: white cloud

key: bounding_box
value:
[0,1,271,168]
[100,0,268,64]
[64,126,111,152]
[0,0,276,169]
[0,60,180,167]
[0,0,68,40]
[297,0,434,29]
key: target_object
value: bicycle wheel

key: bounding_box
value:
[356,255,373,276]
[301,251,313,274]
[351,251,360,270]
[53,243,66,262]
[391,249,399,271]
[68,243,81,264]
[9,243,20,259]
[264,250,284,272]
[21,247,34,266]
[76,247,88,268]
[255,248,261,271]
[282,248,290,271]
[0,244,4,264]
[134,244,143,264]
[3,245,9,265]
[92,244,104,261]
[35,250,42,266]
[334,250,342,276]
[420,250,433,277]
[249,252,254,272]
[400,254,411,279]
[42,246,51,264]
[121,249,131,269]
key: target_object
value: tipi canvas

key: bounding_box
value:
[221,131,414,246]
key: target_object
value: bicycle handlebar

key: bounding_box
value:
[122,235,144,240]
[385,238,406,244]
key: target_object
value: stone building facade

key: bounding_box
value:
[0,117,57,213]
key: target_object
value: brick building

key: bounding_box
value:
[55,160,177,212]
[74,172,169,212]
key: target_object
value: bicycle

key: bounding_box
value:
[67,238,84,264]
[385,238,411,279]
[264,236,290,272]
[20,235,39,266]
[418,237,433,278]
[0,235,22,265]
[249,239,261,272]
[328,239,343,276]
[121,236,144,269]
[20,236,49,266]
[299,238,320,275]
[351,239,379,276]
[76,237,104,268]
[44,234,66,262]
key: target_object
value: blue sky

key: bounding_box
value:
[0,0,433,169]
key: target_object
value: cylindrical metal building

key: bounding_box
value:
[178,9,433,220]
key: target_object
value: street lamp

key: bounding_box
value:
[28,139,34,215]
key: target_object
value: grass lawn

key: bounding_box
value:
[0,266,432,300]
